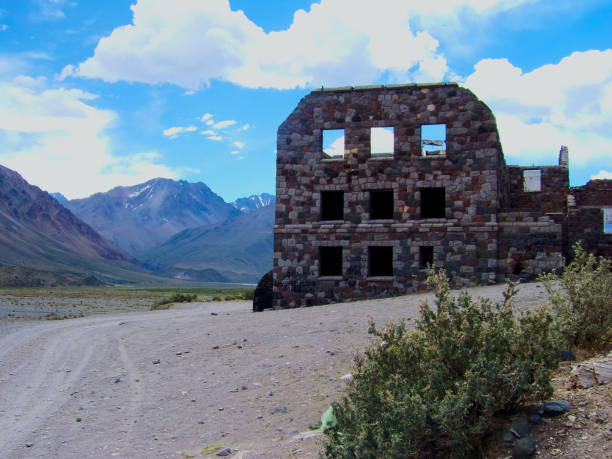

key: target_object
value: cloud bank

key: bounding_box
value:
[65,0,533,90]
[0,76,179,198]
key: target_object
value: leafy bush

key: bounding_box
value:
[151,293,198,310]
[323,270,558,458]
[541,242,612,351]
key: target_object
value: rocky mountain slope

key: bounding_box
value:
[64,178,240,255]
[0,164,164,286]
[232,193,275,212]
[139,205,274,283]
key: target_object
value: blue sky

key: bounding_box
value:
[0,0,611,201]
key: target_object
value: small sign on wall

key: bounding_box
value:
[523,170,541,192]
[604,207,612,234]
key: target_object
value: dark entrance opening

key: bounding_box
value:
[320,246,342,276]
[370,190,394,220]
[321,191,344,221]
[420,246,434,268]
[420,187,445,218]
[368,246,393,276]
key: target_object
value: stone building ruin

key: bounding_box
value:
[269,83,612,309]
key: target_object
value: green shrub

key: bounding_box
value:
[151,292,198,310]
[323,270,558,458]
[541,242,612,351]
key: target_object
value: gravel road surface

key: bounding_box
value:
[0,282,549,458]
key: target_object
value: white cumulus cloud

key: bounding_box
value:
[464,50,612,169]
[0,76,179,198]
[162,125,196,139]
[64,0,532,90]
[213,119,236,129]
[591,170,612,180]
[233,140,244,149]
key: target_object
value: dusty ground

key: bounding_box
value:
[0,282,606,458]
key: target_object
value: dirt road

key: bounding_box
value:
[0,283,549,458]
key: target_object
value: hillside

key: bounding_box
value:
[0,164,170,286]
[139,205,274,283]
[64,178,240,255]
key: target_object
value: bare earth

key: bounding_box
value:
[0,282,606,458]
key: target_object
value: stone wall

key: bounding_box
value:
[503,166,569,213]
[272,83,605,308]
[567,180,612,258]
[274,83,505,307]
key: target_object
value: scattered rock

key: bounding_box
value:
[513,436,536,458]
[571,356,612,388]
[25,443,33,448]
[273,406,288,414]
[511,416,531,437]
[216,447,233,456]
[267,391,274,396]
[543,400,571,416]
[503,430,515,443]
[558,349,576,361]
[114,378,121,383]
[527,414,542,425]
[241,385,248,390]
[76,417,82,422]
[212,346,220,350]
[284,428,299,435]
[340,373,353,382]
[152,359,160,365]
[210,312,218,316]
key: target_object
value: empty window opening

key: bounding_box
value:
[368,246,393,277]
[512,261,524,275]
[523,169,541,192]
[420,246,434,269]
[604,208,612,234]
[321,191,344,221]
[370,127,394,155]
[370,190,394,220]
[420,187,445,219]
[421,124,446,156]
[320,246,342,276]
[322,129,344,158]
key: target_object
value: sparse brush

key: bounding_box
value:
[323,269,558,458]
[151,293,198,310]
[540,242,612,352]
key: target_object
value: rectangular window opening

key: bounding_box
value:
[320,246,342,276]
[371,127,394,156]
[321,191,344,221]
[523,169,542,192]
[322,129,344,159]
[604,208,612,234]
[420,187,445,219]
[368,246,393,277]
[369,190,394,220]
[420,246,434,269]
[421,124,446,156]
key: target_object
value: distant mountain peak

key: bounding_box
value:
[64,177,239,255]
[233,193,275,213]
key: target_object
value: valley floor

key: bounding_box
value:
[0,283,559,458]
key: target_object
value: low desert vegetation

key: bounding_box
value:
[540,242,612,352]
[151,292,198,310]
[324,245,611,458]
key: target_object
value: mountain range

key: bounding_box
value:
[63,178,241,255]
[0,164,274,285]
[0,165,169,286]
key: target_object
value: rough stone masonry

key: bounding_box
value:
[268,83,611,308]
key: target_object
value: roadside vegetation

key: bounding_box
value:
[0,285,255,320]
[323,243,611,458]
